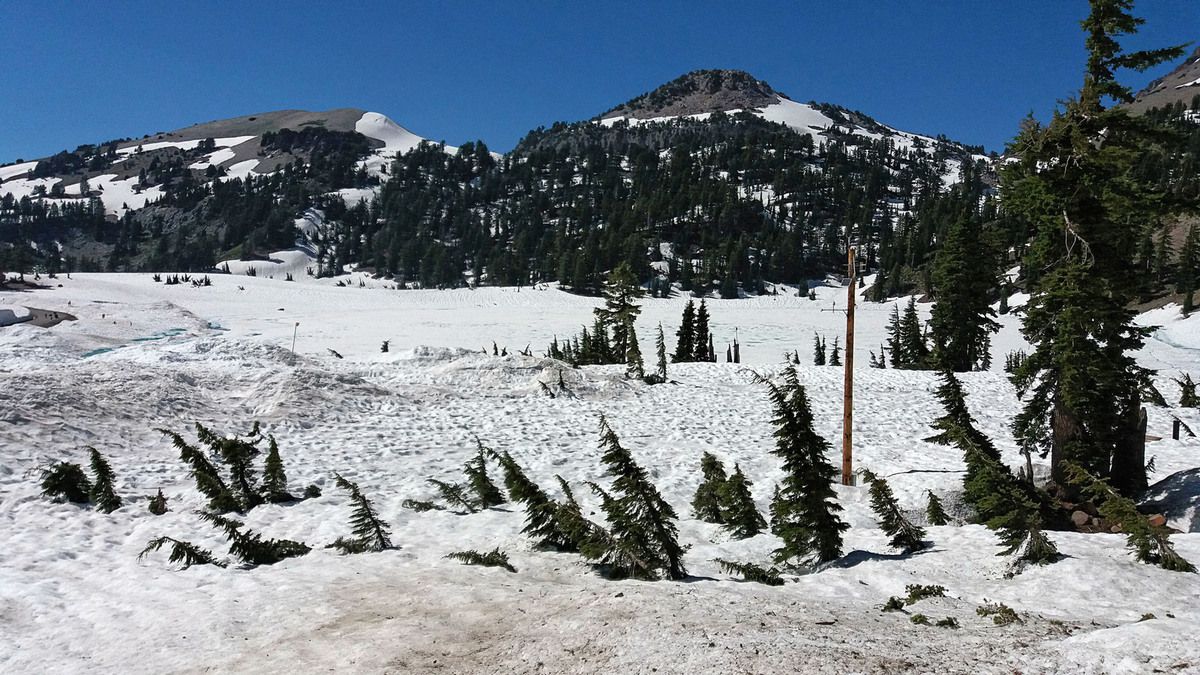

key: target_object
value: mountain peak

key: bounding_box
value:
[599,69,783,120]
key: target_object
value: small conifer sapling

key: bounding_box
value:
[40,461,91,504]
[586,416,688,580]
[691,452,728,524]
[87,447,122,513]
[718,464,766,539]
[925,490,950,526]
[861,469,926,553]
[759,367,848,567]
[329,473,394,554]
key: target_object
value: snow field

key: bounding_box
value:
[1,274,1199,673]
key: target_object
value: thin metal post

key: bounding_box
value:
[291,322,299,363]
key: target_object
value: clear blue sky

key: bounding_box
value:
[1,1,1196,163]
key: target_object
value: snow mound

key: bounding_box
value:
[218,249,316,280]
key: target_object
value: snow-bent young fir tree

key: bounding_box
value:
[87,447,122,514]
[329,473,394,554]
[585,416,688,580]
[758,366,848,567]
[860,469,926,553]
[489,448,579,551]
[926,370,1021,524]
[691,452,729,524]
[1005,0,1188,496]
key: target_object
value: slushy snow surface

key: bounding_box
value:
[1,274,1198,674]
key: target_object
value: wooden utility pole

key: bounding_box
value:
[842,247,856,485]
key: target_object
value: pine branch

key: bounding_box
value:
[401,498,445,512]
[713,558,784,586]
[427,478,480,513]
[139,536,226,569]
[445,548,517,573]
[198,511,311,566]
[1065,463,1195,573]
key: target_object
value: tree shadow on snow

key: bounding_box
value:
[831,547,940,569]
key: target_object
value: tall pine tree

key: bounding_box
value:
[929,208,1000,372]
[1004,0,1186,495]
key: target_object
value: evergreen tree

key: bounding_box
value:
[926,371,1010,522]
[860,469,926,553]
[148,489,169,515]
[813,333,826,366]
[87,447,122,513]
[463,441,506,508]
[261,435,294,503]
[929,209,1000,372]
[329,473,394,553]
[1175,373,1198,408]
[718,464,766,539]
[896,297,930,369]
[886,305,903,367]
[759,367,848,566]
[943,422,1058,570]
[489,449,577,551]
[1177,224,1199,315]
[674,300,695,362]
[40,461,91,504]
[625,322,645,380]
[691,452,728,523]
[829,336,841,367]
[925,491,950,526]
[652,323,668,383]
[160,427,240,514]
[194,422,264,511]
[1004,0,1186,495]
[586,416,688,580]
[693,299,712,362]
[595,261,644,359]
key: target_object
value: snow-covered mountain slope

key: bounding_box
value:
[0,110,443,216]
[0,275,1198,672]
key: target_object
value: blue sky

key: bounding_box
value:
[1,1,1197,162]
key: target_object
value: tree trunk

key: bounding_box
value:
[1109,402,1148,496]
[1050,392,1084,496]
